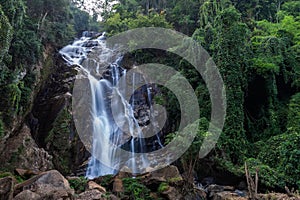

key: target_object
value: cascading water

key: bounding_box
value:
[59,32,163,179]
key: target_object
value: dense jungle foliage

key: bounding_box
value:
[0,0,299,191]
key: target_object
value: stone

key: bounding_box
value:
[194,187,207,199]
[162,186,183,200]
[108,194,120,200]
[145,165,183,184]
[13,190,41,200]
[0,177,14,200]
[77,189,104,200]
[113,178,124,193]
[207,184,224,193]
[14,170,74,199]
[212,191,247,200]
[88,181,106,193]
[15,168,39,178]
[0,125,53,172]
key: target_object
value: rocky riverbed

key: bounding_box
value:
[1,165,299,200]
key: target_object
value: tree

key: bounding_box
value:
[212,7,250,164]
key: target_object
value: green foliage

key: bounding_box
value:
[46,107,72,174]
[158,182,169,192]
[286,93,300,131]
[105,12,171,35]
[19,72,36,114]
[15,175,25,183]
[0,0,298,192]
[244,158,286,188]
[0,0,26,28]
[166,118,209,182]
[69,177,88,193]
[1,82,22,123]
[0,5,13,64]
[122,177,152,200]
[212,6,250,164]
[11,25,42,66]
[166,0,201,35]
[0,172,13,179]
[253,94,300,188]
[100,174,114,187]
[0,118,4,138]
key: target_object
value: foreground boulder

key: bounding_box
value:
[14,190,41,200]
[14,170,74,199]
[144,165,183,184]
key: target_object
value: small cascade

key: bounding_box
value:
[59,32,163,179]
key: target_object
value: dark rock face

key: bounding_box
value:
[30,55,88,175]
[0,125,53,172]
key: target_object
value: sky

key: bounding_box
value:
[77,0,119,20]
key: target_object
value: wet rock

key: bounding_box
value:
[88,181,106,193]
[207,184,224,192]
[0,177,14,200]
[82,31,100,38]
[201,177,215,186]
[234,189,246,197]
[82,40,99,48]
[13,190,41,200]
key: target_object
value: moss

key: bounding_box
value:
[167,177,182,183]
[158,182,169,192]
[0,172,13,179]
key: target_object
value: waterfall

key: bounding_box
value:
[59,32,163,179]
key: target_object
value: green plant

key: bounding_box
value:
[0,118,4,138]
[0,172,13,178]
[122,177,152,200]
[100,174,114,187]
[158,182,169,192]
[69,176,88,193]
[15,175,24,183]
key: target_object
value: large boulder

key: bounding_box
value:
[14,190,41,200]
[0,125,53,172]
[76,189,104,200]
[14,170,74,199]
[144,165,183,184]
